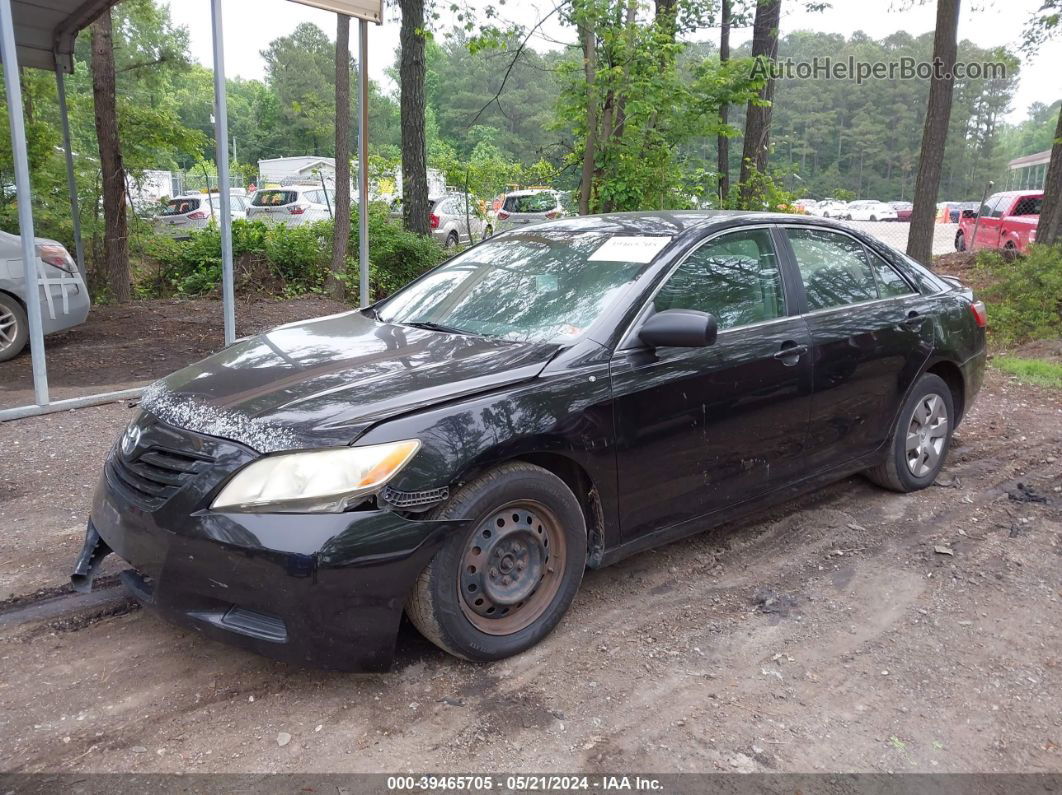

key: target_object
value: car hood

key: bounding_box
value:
[140,310,558,451]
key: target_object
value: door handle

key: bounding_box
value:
[773,343,808,361]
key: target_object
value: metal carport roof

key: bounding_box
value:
[10,0,117,72]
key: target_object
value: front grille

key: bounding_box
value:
[107,443,215,511]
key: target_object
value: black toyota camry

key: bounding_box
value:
[73,212,986,671]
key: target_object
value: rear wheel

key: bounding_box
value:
[445,231,459,250]
[870,215,878,222]
[406,462,586,661]
[484,225,493,239]
[0,293,28,363]
[1003,241,1018,261]
[955,231,966,251]
[866,373,954,493]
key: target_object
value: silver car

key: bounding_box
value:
[155,194,249,239]
[0,231,90,362]
[246,186,334,227]
[429,194,492,249]
[495,189,566,231]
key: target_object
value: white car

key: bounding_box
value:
[809,198,848,219]
[494,189,567,232]
[845,200,898,222]
[0,231,90,362]
[245,186,335,227]
[155,193,249,239]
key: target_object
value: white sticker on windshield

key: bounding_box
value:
[587,236,672,263]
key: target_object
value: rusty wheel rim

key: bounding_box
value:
[458,500,566,635]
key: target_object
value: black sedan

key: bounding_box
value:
[73,212,987,671]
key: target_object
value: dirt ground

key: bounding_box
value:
[1,366,1060,775]
[0,296,350,409]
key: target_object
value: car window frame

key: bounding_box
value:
[777,223,919,316]
[616,223,800,352]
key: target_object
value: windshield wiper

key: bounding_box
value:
[402,320,477,336]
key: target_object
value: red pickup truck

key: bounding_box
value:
[955,191,1042,256]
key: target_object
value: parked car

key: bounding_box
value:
[943,201,979,223]
[0,231,90,362]
[430,194,493,248]
[245,186,334,227]
[495,189,566,231]
[793,199,818,215]
[809,198,848,219]
[955,191,1042,256]
[890,201,913,222]
[155,193,249,239]
[74,212,986,671]
[845,200,898,222]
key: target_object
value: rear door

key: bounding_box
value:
[611,226,814,542]
[250,189,298,224]
[780,226,933,470]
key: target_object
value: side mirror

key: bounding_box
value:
[961,209,977,219]
[638,309,718,349]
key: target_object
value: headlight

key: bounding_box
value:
[211,440,420,513]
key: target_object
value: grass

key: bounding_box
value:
[993,356,1062,389]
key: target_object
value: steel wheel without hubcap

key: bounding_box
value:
[906,393,948,478]
[0,305,17,353]
[458,500,566,635]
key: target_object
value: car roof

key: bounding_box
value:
[513,210,868,237]
[505,189,559,197]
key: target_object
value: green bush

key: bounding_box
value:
[140,205,445,302]
[975,244,1062,345]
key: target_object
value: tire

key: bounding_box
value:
[865,373,955,493]
[869,215,878,222]
[484,225,493,239]
[1003,242,1018,262]
[445,232,459,250]
[0,292,28,363]
[955,231,966,252]
[406,462,587,662]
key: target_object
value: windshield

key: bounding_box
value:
[162,198,200,216]
[252,190,298,207]
[504,193,558,214]
[377,231,665,343]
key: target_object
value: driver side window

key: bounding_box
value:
[653,228,786,331]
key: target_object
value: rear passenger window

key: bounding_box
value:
[868,251,914,298]
[786,228,879,310]
[654,229,785,330]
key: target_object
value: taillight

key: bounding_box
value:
[970,300,987,328]
[545,209,561,219]
[37,244,76,274]
[187,210,208,220]
[288,204,307,215]
[429,213,440,229]
[496,210,510,221]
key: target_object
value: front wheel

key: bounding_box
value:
[865,373,954,493]
[406,462,586,662]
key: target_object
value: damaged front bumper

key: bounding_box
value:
[73,415,467,672]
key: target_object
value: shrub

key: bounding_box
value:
[975,244,1062,345]
[139,206,445,303]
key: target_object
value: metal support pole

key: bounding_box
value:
[357,18,369,308]
[55,65,85,277]
[0,0,49,406]
[210,0,236,345]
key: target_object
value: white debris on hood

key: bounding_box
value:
[140,381,301,453]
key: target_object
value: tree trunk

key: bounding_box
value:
[738,0,781,208]
[717,0,731,203]
[907,0,961,265]
[399,0,429,235]
[91,10,130,303]
[578,16,598,216]
[330,14,351,300]
[1036,107,1062,246]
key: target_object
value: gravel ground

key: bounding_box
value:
[1,368,1060,774]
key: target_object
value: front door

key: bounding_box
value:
[781,226,933,471]
[611,227,814,543]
